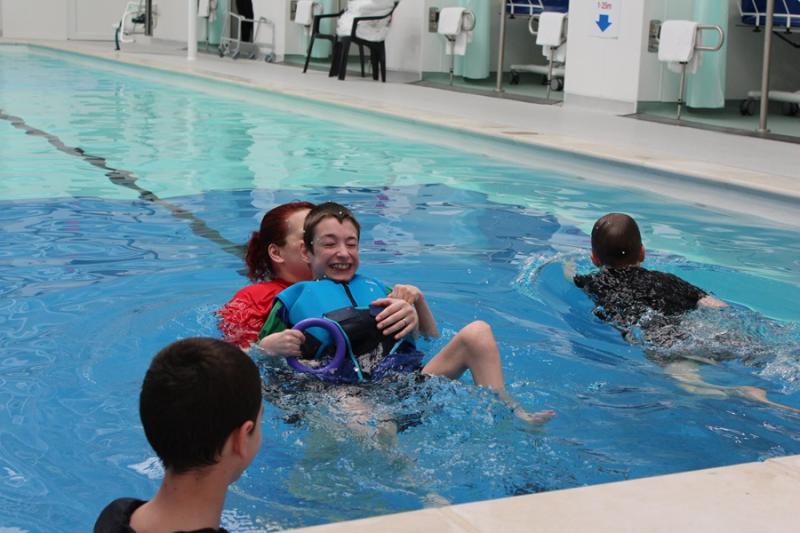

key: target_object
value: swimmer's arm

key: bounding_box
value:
[698,295,727,308]
[255,301,305,358]
[256,330,305,358]
[389,284,439,338]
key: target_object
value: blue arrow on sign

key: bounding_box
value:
[596,14,612,32]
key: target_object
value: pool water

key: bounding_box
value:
[1,46,799,532]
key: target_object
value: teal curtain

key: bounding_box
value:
[207,0,229,46]
[309,0,338,58]
[686,0,729,109]
[454,0,491,80]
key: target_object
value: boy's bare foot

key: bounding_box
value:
[733,386,800,414]
[423,492,451,508]
[514,407,556,425]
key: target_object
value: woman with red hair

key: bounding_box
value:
[218,202,315,347]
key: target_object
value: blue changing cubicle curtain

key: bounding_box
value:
[207,0,229,45]
[686,0,729,108]
[310,0,337,58]
[455,0,491,80]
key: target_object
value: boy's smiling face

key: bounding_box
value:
[303,217,360,282]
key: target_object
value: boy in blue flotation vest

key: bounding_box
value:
[257,201,554,424]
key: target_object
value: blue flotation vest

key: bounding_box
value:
[276,274,422,383]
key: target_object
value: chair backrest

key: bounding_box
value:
[337,0,397,41]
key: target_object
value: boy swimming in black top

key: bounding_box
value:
[574,213,798,413]
[574,212,724,332]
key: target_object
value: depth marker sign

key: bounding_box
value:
[592,0,620,39]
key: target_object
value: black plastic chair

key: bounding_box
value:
[303,10,367,76]
[330,2,399,82]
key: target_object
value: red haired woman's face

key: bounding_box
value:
[271,208,312,283]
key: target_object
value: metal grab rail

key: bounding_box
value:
[522,13,568,99]
[462,11,477,33]
[668,24,726,120]
[440,9,477,86]
[695,24,725,52]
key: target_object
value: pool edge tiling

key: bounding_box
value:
[283,454,800,533]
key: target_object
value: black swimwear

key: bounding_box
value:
[94,497,229,533]
[574,267,707,327]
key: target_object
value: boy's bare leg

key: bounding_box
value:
[664,360,800,414]
[422,321,504,388]
[336,390,399,448]
[422,321,554,425]
[664,360,728,398]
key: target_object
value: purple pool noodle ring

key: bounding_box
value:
[286,318,346,374]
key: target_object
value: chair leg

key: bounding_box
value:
[358,44,366,78]
[303,34,316,73]
[379,43,387,82]
[329,40,340,77]
[338,39,351,80]
[370,48,379,81]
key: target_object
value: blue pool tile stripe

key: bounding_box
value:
[0,108,245,259]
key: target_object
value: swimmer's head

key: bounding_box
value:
[302,202,361,282]
[590,213,645,268]
[140,338,263,475]
[245,201,315,282]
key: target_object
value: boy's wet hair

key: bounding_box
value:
[303,201,361,252]
[140,337,262,474]
[591,213,643,267]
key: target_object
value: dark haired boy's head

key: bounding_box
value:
[139,337,262,474]
[590,213,644,268]
[302,202,361,282]
[302,202,361,252]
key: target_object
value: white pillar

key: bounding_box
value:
[187,0,198,60]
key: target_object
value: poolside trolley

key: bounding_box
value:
[495,0,569,94]
[509,11,567,99]
[436,7,477,86]
[113,0,159,51]
[219,9,275,61]
[657,21,725,120]
[738,0,800,116]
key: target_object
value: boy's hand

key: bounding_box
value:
[257,329,305,357]
[389,284,423,305]
[372,297,419,339]
[698,295,727,309]
[562,259,577,281]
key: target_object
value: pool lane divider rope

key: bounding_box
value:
[0,109,245,259]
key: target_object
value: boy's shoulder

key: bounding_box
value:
[94,497,231,533]
[575,266,684,287]
[575,265,707,318]
[93,497,145,533]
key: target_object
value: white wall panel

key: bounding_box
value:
[563,0,647,112]
[1,0,68,39]
[68,0,130,40]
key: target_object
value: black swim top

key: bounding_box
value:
[94,497,229,533]
[574,266,707,327]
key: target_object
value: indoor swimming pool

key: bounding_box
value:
[1,45,799,532]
